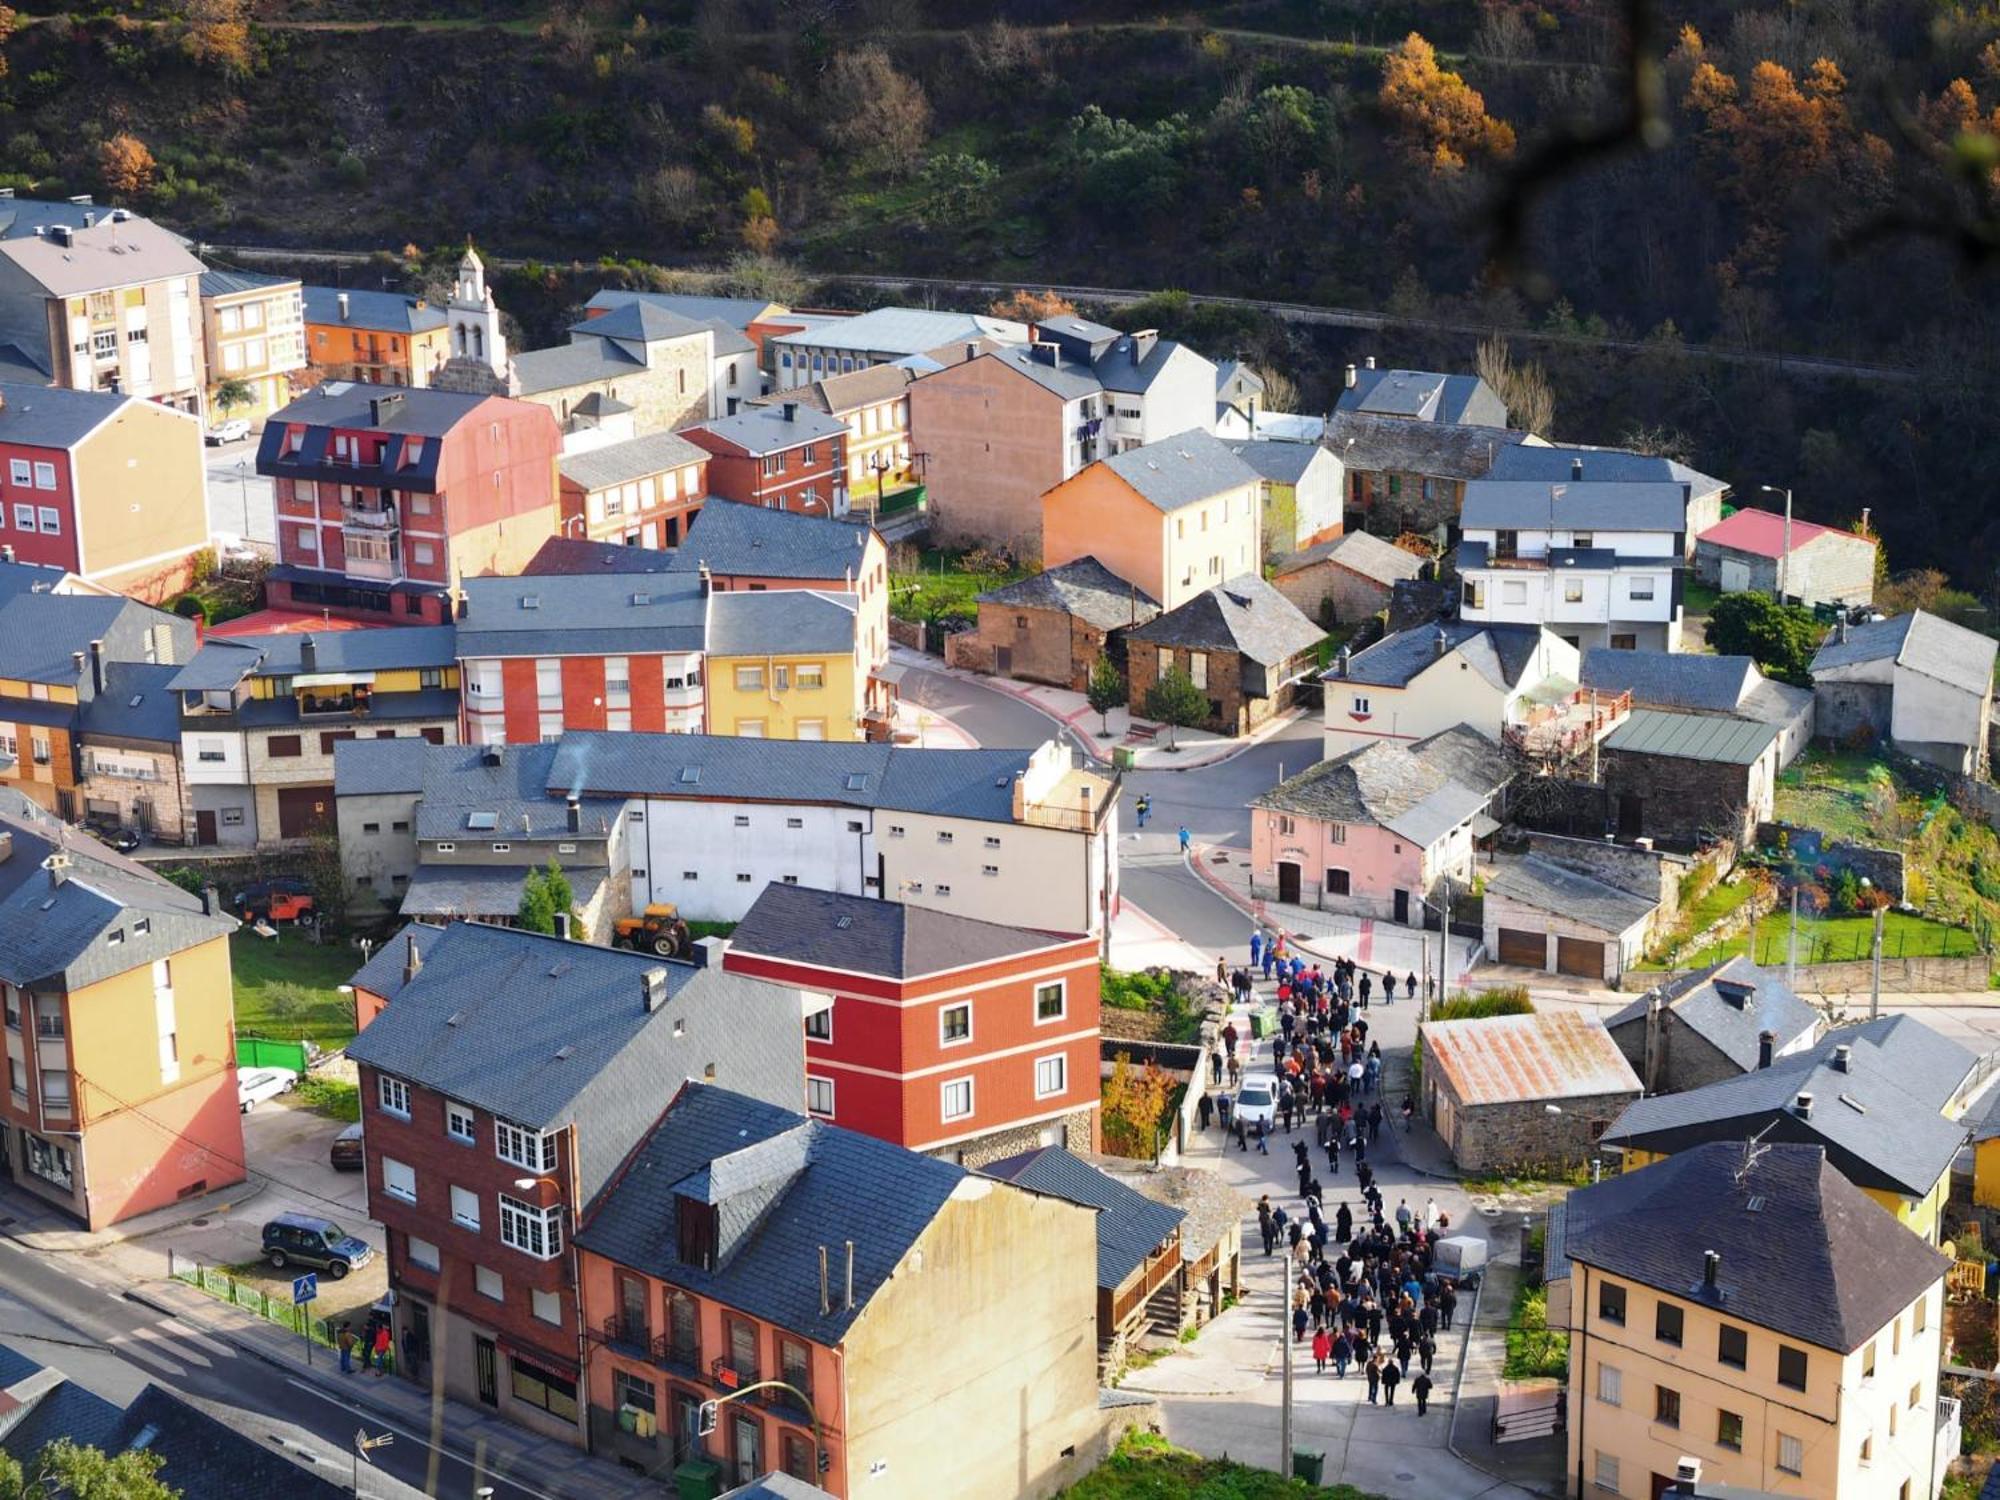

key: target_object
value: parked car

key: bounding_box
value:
[236,878,314,925]
[1234,1072,1279,1131]
[237,1066,297,1113]
[329,1123,365,1172]
[89,825,141,854]
[205,418,250,445]
[261,1212,373,1280]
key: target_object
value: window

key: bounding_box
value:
[1776,1433,1803,1476]
[33,1009,63,1040]
[2,989,15,1031]
[1502,580,1528,605]
[733,814,751,828]
[1598,1282,1626,1325]
[531,1288,561,1325]
[267,735,302,759]
[30,463,52,491]
[937,830,953,844]
[734,665,765,692]
[1351,695,1371,717]
[940,1004,971,1045]
[1778,1345,1808,1392]
[1593,1452,1619,1495]
[1912,1383,1922,1410]
[408,1236,441,1272]
[934,884,951,898]
[450,1185,480,1230]
[614,1367,657,1419]
[779,1334,812,1402]
[940,1077,973,1122]
[806,1076,834,1117]
[1035,1054,1067,1098]
[805,1008,831,1041]
[36,507,58,535]
[1595,1363,1621,1406]
[888,824,905,839]
[1564,580,1584,603]
[1654,1385,1680,1428]
[1718,1410,1743,1451]
[983,864,999,877]
[10,504,28,532]
[1860,1432,1873,1465]
[1718,1324,1747,1369]
[498,1194,563,1260]
[382,1157,416,1203]
[39,1070,69,1110]
[1915,1295,1929,1333]
[7,459,26,486]
[785,817,803,829]
[1630,576,1656,601]
[1863,1340,1876,1378]
[1573,532,1593,549]
[378,1075,410,1117]
[727,1318,759,1382]
[736,872,754,883]
[24,1135,70,1190]
[495,1120,557,1173]
[1329,824,1346,845]
[1892,1319,1902,1356]
[797,663,824,690]
[509,1357,578,1423]
[1655,1301,1683,1346]
[446,1101,476,1144]
[669,1293,700,1365]
[1327,868,1352,896]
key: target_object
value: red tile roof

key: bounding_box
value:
[1698,507,1873,559]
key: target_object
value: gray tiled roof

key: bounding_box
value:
[200,268,293,298]
[1097,430,1258,512]
[577,1083,968,1343]
[1461,479,1688,534]
[1484,855,1659,935]
[456,572,706,658]
[266,381,493,437]
[345,922,806,1197]
[411,741,620,842]
[557,430,708,492]
[773,307,1020,356]
[302,286,447,334]
[1093,336,1208,396]
[1602,956,1821,1072]
[80,661,186,745]
[703,589,857,656]
[347,922,446,1001]
[400,863,607,919]
[977,556,1159,632]
[1810,610,1998,697]
[0,380,126,448]
[509,337,646,396]
[1328,621,1547,692]
[982,1145,1183,1291]
[977,341,1103,402]
[1336,368,1507,428]
[1488,441,1727,498]
[0,556,74,604]
[750,363,912,416]
[1581,649,1757,713]
[0,215,202,296]
[1226,439,1329,486]
[570,301,708,345]
[1326,409,1527,483]
[584,290,782,331]
[689,403,847,456]
[333,736,429,796]
[1602,708,1780,765]
[729,883,1079,978]
[1126,575,1323,665]
[168,625,460,689]
[1251,735,1508,848]
[1274,530,1426,588]
[0,594,141,684]
[1560,1141,1947,1353]
[523,536,680,577]
[670,502,877,582]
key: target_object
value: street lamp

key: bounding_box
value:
[234,458,251,541]
[1758,484,1793,602]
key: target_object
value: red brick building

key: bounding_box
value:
[685,402,846,517]
[723,884,1101,1166]
[257,384,561,625]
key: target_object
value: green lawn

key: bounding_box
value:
[231,930,363,1048]
[1059,1431,1385,1499]
[889,547,1030,625]
[1772,750,1902,845]
[1657,909,1981,971]
[1502,1282,1569,1381]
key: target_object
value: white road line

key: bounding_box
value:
[104,1332,186,1377]
[282,1380,568,1500]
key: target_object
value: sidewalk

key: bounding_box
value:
[892,689,977,749]
[0,1173,269,1257]
[1447,1258,1567,1498]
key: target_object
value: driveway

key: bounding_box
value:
[203,433,271,546]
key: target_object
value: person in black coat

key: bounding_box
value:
[1412,1370,1433,1415]
[1335,1201,1353,1243]
[1380,1356,1401,1406]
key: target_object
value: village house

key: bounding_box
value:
[704,589,876,743]
[78,661,191,846]
[523,536,680,577]
[343,920,811,1449]
[499,301,714,437]
[1225,439,1342,559]
[751,365,915,519]
[1810,610,1997,777]
[772,306,1025,390]
[0,200,207,416]
[197,270,305,429]
[1601,1013,1981,1243]
[584,288,785,393]
[1078,1151,1245,1336]
[1212,359,1265,436]
[1271,530,1426,632]
[1327,409,1533,535]
[1123,575,1325,738]
[1419,1009,1641,1173]
[0,789,242,1228]
[1603,957,1823,1096]
[258,383,562,625]
[1042,431,1260,612]
[557,430,710,550]
[1334,360,1509,429]
[1250,724,1514,919]
[1484,442,1728,560]
[686,402,849,517]
[1550,1141,1949,1500]
[1695,507,1877,608]
[1322,621,1581,758]
[1484,835,1672,982]
[949,556,1160,691]
[301,286,451,390]
[1597,708,1783,848]
[1580,648,1815,769]
[575,1084,1111,1498]
[724,883,1101,1163]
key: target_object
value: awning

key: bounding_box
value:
[871,660,908,685]
[1469,814,1501,839]
[293,671,377,689]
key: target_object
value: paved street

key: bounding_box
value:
[203,432,272,547]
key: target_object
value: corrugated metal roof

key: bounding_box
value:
[1424,1010,1641,1106]
[1601,707,1780,765]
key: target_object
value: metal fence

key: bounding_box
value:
[169,1248,338,1349]
[236,1037,310,1074]
[1754,918,1982,965]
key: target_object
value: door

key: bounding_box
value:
[1719,558,1751,593]
[276,785,336,839]
[1393,889,1410,924]
[732,1415,763,1485]
[408,1303,431,1382]
[1277,861,1301,904]
[1556,936,1605,979]
[474,1336,498,1407]
[195,810,217,846]
[1617,794,1644,840]
[995,645,1012,676]
[672,1391,702,1466]
[1497,928,1546,968]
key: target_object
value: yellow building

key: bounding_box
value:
[702,589,870,741]
[199,270,306,427]
[1550,1141,1949,1500]
[751,362,916,519]
[0,790,243,1229]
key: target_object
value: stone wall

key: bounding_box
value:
[1609,1003,1752,1095]
[1814,680,1891,744]
[1630,952,1990,994]
[1272,558,1393,631]
[929,1105,1098,1170]
[1523,830,1691,915]
[1443,1086,1639,1173]
[888,616,929,653]
[1601,747,1758,849]
[1127,639,1298,738]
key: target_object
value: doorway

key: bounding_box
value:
[1617,794,1644,840]
[195,810,217,845]
[408,1303,431,1382]
[474,1336,498,1407]
[1277,861,1301,904]
[1393,889,1409,924]
[995,646,1012,676]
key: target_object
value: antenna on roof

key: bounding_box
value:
[1732,1120,1776,1189]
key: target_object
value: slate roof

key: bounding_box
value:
[1093,335,1208,397]
[982,1145,1184,1291]
[345,923,805,1197]
[1126,575,1323,666]
[0,380,127,449]
[1423,1010,1641,1105]
[720,1477,838,1500]
[1325,409,1528,483]
[773,307,1022,356]
[1698,508,1869,559]
[509,337,647,395]
[168,625,459,689]
[409,740,621,843]
[1580,649,1757,714]
[1328,620,1548,692]
[976,341,1103,402]
[1409,722,1520,792]
[1487,441,1727,498]
[583,289,784,331]
[751,363,912,416]
[0,556,76,603]
[550,732,1041,826]
[79,661,183,745]
[689,403,848,456]
[1560,1141,1948,1353]
[976,556,1160,632]
[1602,956,1821,1072]
[1274,530,1427,589]
[266,381,489,437]
[577,1084,970,1343]
[704,589,857,656]
[456,572,706,657]
[400,863,607,920]
[0,593,138,685]
[199,268,293,299]
[569,301,708,346]
[1226,439,1328,486]
[1484,854,1659,935]
[1097,430,1259,512]
[1461,479,1689,534]
[347,922,446,1001]
[669,502,877,582]
[0,215,204,296]
[523,535,679,576]
[302,286,448,334]
[0,788,235,990]
[1810,610,1999,697]
[1601,708,1780,766]
[1251,735,1507,848]
[729,883,1079,979]
[557,430,709,492]
[1336,368,1506,428]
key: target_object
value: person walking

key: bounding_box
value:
[1395,1198,1413,1235]
[1135,794,1150,828]
[1381,969,1394,1006]
[1423,1196,1440,1233]
[1381,1355,1401,1407]
[1178,825,1191,854]
[1365,1354,1382,1405]
[1368,1100,1383,1143]
[1358,972,1372,1008]
[1332,1328,1353,1378]
[1418,1331,1436,1376]
[371,1322,392,1376]
[1439,1283,1458,1331]
[337,1322,357,1375]
[1198,1090,1214,1130]
[1258,1196,1276,1256]
[1405,971,1419,1002]
[1255,1116,1270,1155]
[1412,1369,1433,1416]
[1250,929,1264,969]
[1312,1327,1331,1374]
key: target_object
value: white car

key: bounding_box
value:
[1234,1073,1280,1130]
[206,418,251,446]
[237,1066,298,1113]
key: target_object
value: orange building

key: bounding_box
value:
[302,287,452,389]
[0,790,242,1228]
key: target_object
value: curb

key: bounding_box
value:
[1441,1269,1569,1500]
[0,1176,271,1255]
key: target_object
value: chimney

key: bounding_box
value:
[369,393,404,426]
[48,225,72,248]
[1333,645,1351,679]
[566,797,582,833]
[482,744,504,768]
[403,931,423,986]
[1029,341,1059,367]
[1674,1457,1703,1494]
[200,882,218,915]
[695,935,728,969]
[299,634,317,673]
[1131,329,1159,362]
[1364,355,1376,369]
[642,966,671,1012]
[554,911,572,941]
[1432,627,1448,658]
[698,563,712,599]
[1702,1251,1719,1289]
[1757,1030,1775,1069]
[0,545,12,564]
[338,292,351,322]
[1344,363,1357,390]
[1832,1043,1852,1073]
[964,342,979,362]
[819,1246,831,1316]
[782,402,798,423]
[1571,457,1584,481]
[71,649,85,681]
[1836,616,1849,643]
[844,1239,855,1310]
[87,638,104,696]
[1794,1091,1813,1119]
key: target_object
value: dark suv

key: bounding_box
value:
[261,1213,373,1280]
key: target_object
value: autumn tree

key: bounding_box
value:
[98,134,156,198]
[823,47,931,176]
[1379,33,1514,171]
[1473,335,1554,434]
[181,0,251,73]
[1101,1051,1174,1158]
[990,288,1077,323]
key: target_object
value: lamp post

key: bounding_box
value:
[1758,484,1793,603]
[235,458,251,540]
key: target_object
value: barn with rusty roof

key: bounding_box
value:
[1419,1008,1642,1173]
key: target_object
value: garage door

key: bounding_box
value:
[1496,928,1545,968]
[276,785,336,840]
[1556,936,1606,979]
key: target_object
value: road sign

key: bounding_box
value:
[292,1273,318,1305]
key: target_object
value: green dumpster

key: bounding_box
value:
[674,1459,725,1500]
[1249,1008,1267,1040]
[1293,1450,1326,1483]
[1113,746,1137,771]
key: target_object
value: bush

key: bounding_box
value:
[1429,985,1533,1021]
[334,153,366,188]
[295,1075,359,1122]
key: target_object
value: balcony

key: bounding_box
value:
[341,502,399,531]
[1503,688,1630,763]
[599,1313,659,1362]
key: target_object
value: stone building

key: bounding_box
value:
[949,556,1159,691]
[1810,610,1997,777]
[1694,507,1877,608]
[1123,574,1323,737]
[1598,708,1783,849]
[1483,850,1663,984]
[1419,1009,1641,1173]
[1603,956,1823,1096]
[1327,409,1528,535]
[1271,529,1426,629]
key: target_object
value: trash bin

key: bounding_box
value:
[1113,746,1137,771]
[1293,1450,1326,1483]
[1249,1009,1267,1040]
[674,1459,725,1500]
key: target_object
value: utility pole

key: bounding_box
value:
[1870,904,1885,1021]
[1760,484,1794,602]
[1786,886,1799,989]
[1280,1248,1294,1479]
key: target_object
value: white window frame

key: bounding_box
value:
[1034,979,1067,1024]
[1593,1452,1620,1495]
[531,1288,562,1326]
[497,1193,563,1261]
[1034,1053,1067,1100]
[806,1075,835,1118]
[378,1074,410,1118]
[1777,1433,1804,1476]
[445,1100,476,1144]
[940,1076,974,1123]
[475,1264,504,1301]
[1596,1362,1621,1406]
[450,1184,481,1231]
[939,1003,972,1047]
[382,1156,417,1204]
[495,1119,557,1173]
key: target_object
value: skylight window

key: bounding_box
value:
[844,773,868,791]
[465,812,499,831]
[835,915,853,930]
[679,766,701,784]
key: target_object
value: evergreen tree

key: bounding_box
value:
[1142,666,1210,750]
[1086,654,1125,735]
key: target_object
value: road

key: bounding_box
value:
[204,433,273,548]
[0,1237,549,1500]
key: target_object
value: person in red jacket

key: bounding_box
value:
[1311,1327,1332,1374]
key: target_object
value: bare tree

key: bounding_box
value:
[1474,335,1557,435]
[823,46,932,176]
[1251,364,1300,414]
[635,164,703,235]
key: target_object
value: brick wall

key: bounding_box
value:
[1271,560,1394,631]
[1443,1087,1639,1173]
[1600,749,1759,849]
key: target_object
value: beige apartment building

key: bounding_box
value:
[199,270,306,426]
[1551,1141,1950,1500]
[752,363,915,518]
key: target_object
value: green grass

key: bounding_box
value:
[1772,750,1901,844]
[1502,1282,1570,1381]
[1653,909,1982,970]
[1683,579,1721,615]
[1101,964,1205,1044]
[294,1075,360,1122]
[1427,986,1533,1022]
[889,547,1030,625]
[1059,1431,1387,1499]
[231,930,362,1048]
[1680,876,1758,934]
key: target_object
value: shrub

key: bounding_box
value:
[1429,985,1533,1021]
